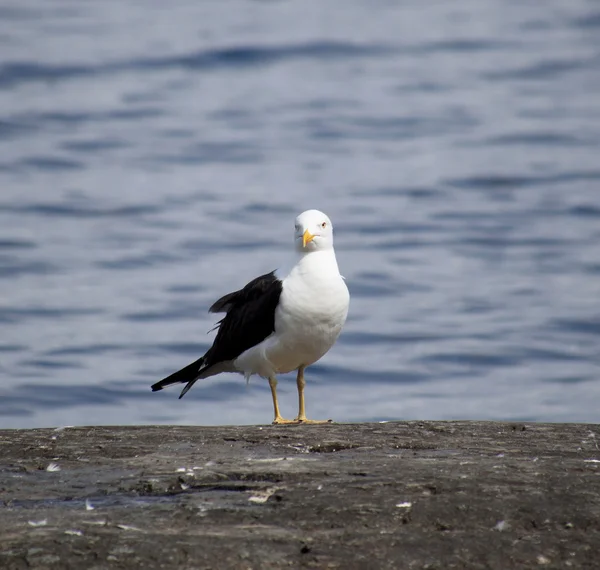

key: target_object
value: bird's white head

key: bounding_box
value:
[294,209,334,253]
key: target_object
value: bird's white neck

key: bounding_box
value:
[292,248,341,278]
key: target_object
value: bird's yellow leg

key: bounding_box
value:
[294,366,332,424]
[269,376,296,425]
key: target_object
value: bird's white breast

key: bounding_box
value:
[268,251,350,374]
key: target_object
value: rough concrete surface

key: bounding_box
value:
[0,421,599,569]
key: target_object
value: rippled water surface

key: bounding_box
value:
[1,0,599,428]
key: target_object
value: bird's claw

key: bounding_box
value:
[295,418,333,425]
[271,417,333,425]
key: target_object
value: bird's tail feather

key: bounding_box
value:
[151,357,205,396]
[178,378,199,399]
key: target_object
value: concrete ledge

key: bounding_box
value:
[1,421,599,569]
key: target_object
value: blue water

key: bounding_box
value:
[1,0,599,428]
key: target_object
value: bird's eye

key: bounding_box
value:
[321,222,327,229]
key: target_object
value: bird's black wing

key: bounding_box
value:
[203,271,282,366]
[151,271,282,398]
[209,271,280,313]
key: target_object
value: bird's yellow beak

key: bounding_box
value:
[302,229,315,248]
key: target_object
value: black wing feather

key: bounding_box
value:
[209,271,280,313]
[151,357,204,392]
[151,271,282,397]
[203,271,282,366]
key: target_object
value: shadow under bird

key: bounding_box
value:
[151,209,350,424]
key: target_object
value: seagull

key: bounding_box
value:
[151,209,350,424]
